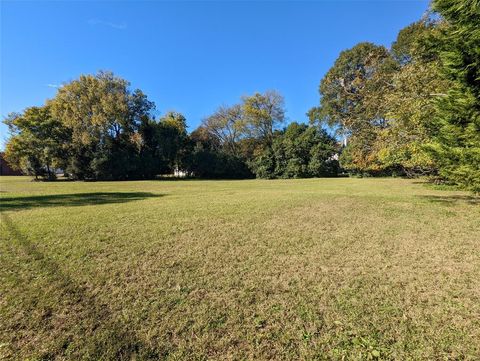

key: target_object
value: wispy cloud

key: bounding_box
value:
[46,84,60,88]
[88,18,127,30]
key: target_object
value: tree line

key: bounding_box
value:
[4,0,479,191]
[4,76,339,181]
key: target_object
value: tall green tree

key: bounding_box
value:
[49,71,155,179]
[428,0,480,192]
[185,125,252,179]
[3,106,68,179]
[378,19,449,176]
[310,42,395,173]
[158,111,188,172]
[312,43,393,134]
[251,122,339,179]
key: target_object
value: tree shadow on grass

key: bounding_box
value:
[1,192,163,211]
[0,213,161,359]
[417,194,480,205]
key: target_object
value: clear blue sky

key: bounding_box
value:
[1,0,430,149]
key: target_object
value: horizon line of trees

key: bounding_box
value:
[3,0,479,192]
[3,75,340,181]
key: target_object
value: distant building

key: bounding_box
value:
[0,152,22,176]
[174,167,188,178]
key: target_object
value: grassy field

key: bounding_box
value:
[1,176,479,360]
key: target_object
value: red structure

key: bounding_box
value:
[0,152,22,176]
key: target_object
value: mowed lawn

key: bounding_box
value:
[1,177,479,360]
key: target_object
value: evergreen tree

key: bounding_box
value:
[428,0,480,192]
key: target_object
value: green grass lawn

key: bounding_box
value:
[1,176,479,360]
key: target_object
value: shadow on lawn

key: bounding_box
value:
[418,194,480,205]
[1,192,163,211]
[1,213,160,359]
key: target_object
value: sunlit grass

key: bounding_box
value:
[1,176,479,360]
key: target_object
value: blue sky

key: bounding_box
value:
[1,0,430,149]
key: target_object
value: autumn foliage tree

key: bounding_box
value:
[378,18,449,177]
[309,4,478,188]
[48,71,156,179]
